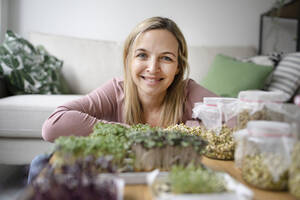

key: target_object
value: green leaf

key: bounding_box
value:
[0,65,3,74]
[20,69,35,85]
[2,56,20,69]
[10,70,24,90]
[23,55,34,66]
[18,38,35,53]
[38,85,50,94]
[50,69,58,81]
[0,46,9,55]
[5,30,17,40]
[23,63,32,72]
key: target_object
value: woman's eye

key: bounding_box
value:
[162,56,172,61]
[137,53,147,59]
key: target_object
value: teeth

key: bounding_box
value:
[140,76,164,83]
[144,77,160,81]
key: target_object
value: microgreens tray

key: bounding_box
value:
[151,172,253,200]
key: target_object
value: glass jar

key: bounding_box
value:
[289,141,300,199]
[192,97,237,160]
[237,90,286,130]
[241,121,294,191]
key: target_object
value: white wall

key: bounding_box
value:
[0,0,8,42]
[5,0,276,48]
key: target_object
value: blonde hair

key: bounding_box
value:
[123,16,189,127]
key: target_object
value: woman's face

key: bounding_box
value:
[130,29,179,98]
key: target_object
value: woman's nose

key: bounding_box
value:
[146,58,160,73]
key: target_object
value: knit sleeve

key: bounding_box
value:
[42,78,126,142]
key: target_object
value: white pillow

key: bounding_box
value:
[242,55,274,66]
[241,52,282,66]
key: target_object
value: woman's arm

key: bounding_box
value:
[42,78,125,142]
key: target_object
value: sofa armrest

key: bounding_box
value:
[0,76,8,98]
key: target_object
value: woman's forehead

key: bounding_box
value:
[132,29,178,55]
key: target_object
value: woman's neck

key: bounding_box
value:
[140,92,165,109]
[139,92,165,127]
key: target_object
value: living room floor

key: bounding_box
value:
[0,165,29,200]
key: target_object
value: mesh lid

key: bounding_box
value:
[247,120,291,137]
[203,97,237,106]
[238,90,287,103]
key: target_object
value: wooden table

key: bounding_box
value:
[124,157,297,200]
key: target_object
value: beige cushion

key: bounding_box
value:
[0,95,83,138]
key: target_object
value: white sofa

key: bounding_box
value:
[0,32,256,165]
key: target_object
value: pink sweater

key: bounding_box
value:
[42,78,216,141]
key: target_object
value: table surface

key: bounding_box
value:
[124,157,297,200]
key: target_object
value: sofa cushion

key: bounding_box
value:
[0,94,83,138]
[200,54,274,97]
[267,52,300,101]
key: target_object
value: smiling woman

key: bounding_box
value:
[41,16,217,142]
[128,29,180,126]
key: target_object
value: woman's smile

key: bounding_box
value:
[140,75,164,85]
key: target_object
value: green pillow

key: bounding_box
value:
[200,54,274,97]
[0,30,70,95]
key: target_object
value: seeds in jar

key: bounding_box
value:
[289,142,300,198]
[242,154,288,191]
[237,108,268,130]
[166,124,235,160]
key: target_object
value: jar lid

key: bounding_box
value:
[238,90,287,103]
[247,120,291,137]
[203,97,237,106]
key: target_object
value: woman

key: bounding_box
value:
[42,16,216,142]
